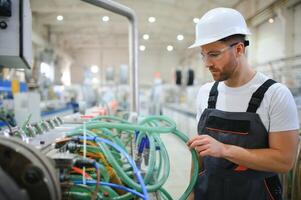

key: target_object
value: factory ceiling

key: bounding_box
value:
[30,0,242,52]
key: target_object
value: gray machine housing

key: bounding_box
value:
[0,0,32,69]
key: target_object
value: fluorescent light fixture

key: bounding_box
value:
[139,45,146,51]
[193,17,199,23]
[57,15,64,21]
[268,18,274,23]
[91,65,99,73]
[177,34,184,41]
[102,16,110,22]
[148,17,156,23]
[166,45,174,51]
[143,34,150,40]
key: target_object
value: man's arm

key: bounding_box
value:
[223,130,299,173]
[188,130,299,173]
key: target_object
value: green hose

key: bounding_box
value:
[91,115,131,124]
[92,127,127,151]
[66,115,199,200]
[67,184,119,199]
[159,187,173,200]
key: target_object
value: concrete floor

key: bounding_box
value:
[161,134,193,199]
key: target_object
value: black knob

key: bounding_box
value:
[23,165,44,185]
[0,21,7,29]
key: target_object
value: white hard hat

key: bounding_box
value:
[189,7,251,48]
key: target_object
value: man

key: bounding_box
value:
[187,7,299,200]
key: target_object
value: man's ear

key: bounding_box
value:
[235,42,245,56]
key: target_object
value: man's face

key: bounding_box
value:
[200,41,238,81]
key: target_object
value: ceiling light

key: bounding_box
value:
[268,18,274,23]
[57,15,64,21]
[91,65,99,73]
[177,34,184,41]
[143,34,150,40]
[102,16,110,22]
[166,45,174,51]
[148,17,156,23]
[139,45,146,51]
[193,18,199,23]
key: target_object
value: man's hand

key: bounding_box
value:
[187,192,194,200]
[187,135,226,157]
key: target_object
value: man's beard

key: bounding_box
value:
[212,59,237,82]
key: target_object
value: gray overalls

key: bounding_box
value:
[194,79,282,200]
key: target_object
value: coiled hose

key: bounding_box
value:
[65,115,199,200]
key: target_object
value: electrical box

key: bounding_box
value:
[0,0,32,69]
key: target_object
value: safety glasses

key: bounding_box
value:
[201,42,239,62]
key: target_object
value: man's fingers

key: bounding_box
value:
[195,144,210,153]
[189,137,210,148]
[187,135,202,146]
[199,149,210,157]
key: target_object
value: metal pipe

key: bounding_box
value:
[81,0,139,114]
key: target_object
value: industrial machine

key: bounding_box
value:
[0,112,199,200]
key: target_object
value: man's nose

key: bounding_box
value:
[205,60,214,68]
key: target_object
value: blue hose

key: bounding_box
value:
[76,136,149,200]
[73,180,144,199]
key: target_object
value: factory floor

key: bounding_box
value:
[161,134,192,199]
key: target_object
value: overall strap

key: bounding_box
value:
[208,81,219,109]
[247,79,277,113]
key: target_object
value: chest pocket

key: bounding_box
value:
[205,115,251,147]
[201,115,252,170]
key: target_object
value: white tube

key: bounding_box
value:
[83,122,87,184]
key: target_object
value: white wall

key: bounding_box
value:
[249,3,301,65]
[69,47,181,86]
[294,3,301,55]
[248,3,301,90]
[139,48,181,85]
[249,16,285,65]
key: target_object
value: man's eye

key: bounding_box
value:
[209,53,220,57]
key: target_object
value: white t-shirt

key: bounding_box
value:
[196,72,299,132]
